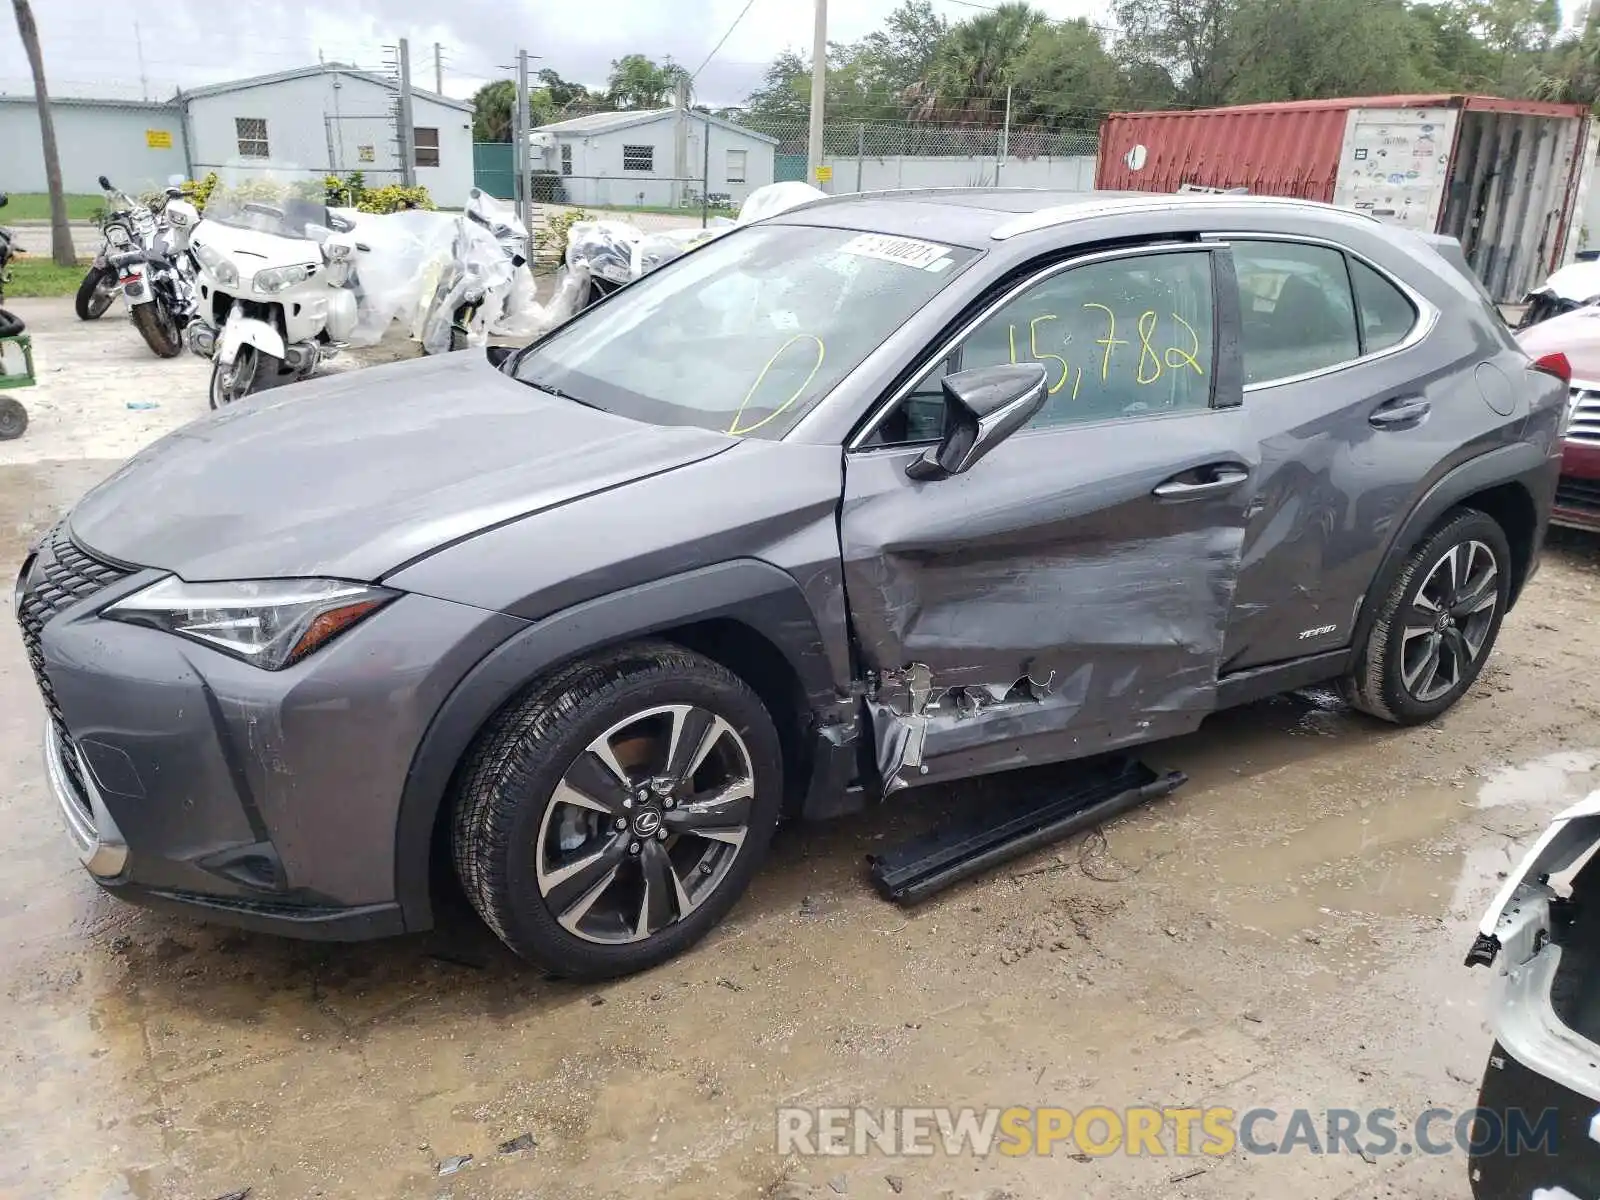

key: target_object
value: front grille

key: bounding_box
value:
[16,525,132,804]
[1567,381,1600,446]
[1556,475,1600,514]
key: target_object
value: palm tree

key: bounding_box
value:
[911,2,1049,123]
[11,0,73,267]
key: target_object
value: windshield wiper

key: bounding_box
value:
[520,375,599,410]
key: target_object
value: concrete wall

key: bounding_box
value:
[0,98,188,195]
[185,73,474,207]
[550,116,775,208]
[819,153,1097,194]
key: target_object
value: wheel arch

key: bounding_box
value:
[393,558,853,932]
[1352,443,1553,656]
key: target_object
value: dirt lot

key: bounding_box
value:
[3,296,1599,1200]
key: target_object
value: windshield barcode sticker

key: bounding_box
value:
[840,233,952,271]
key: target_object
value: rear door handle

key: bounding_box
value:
[1152,464,1251,499]
[1369,396,1431,429]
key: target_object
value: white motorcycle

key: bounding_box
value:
[185,187,361,407]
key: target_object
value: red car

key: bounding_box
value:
[1519,308,1600,531]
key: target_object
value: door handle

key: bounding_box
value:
[1369,396,1431,429]
[1152,464,1251,499]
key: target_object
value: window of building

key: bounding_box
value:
[235,117,269,159]
[560,143,572,177]
[1232,241,1361,385]
[414,127,440,168]
[622,144,654,172]
[726,148,747,184]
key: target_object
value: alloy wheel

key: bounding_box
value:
[210,346,258,408]
[535,704,754,945]
[1400,539,1499,704]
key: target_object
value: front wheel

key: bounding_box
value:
[451,642,784,979]
[209,345,268,409]
[130,300,182,358]
[74,264,118,320]
[1342,508,1512,725]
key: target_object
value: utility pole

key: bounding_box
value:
[133,20,149,101]
[11,0,73,266]
[434,42,442,95]
[807,0,827,189]
[674,77,690,210]
[517,49,533,262]
[397,37,417,187]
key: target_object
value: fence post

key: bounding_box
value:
[996,84,1011,187]
[702,112,712,229]
[856,123,865,193]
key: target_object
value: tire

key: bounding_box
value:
[130,301,182,358]
[0,396,27,441]
[74,265,117,321]
[1342,508,1512,725]
[451,641,784,979]
[209,346,265,409]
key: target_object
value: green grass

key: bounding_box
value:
[2,193,102,222]
[4,257,91,298]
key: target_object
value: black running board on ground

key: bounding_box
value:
[867,758,1187,906]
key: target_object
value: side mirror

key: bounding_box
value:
[0,193,8,210]
[486,345,515,368]
[98,174,112,191]
[905,363,1049,482]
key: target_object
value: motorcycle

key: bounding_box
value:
[77,175,163,321]
[0,192,31,440]
[110,186,199,358]
[1517,255,1600,329]
[415,189,534,354]
[185,183,361,407]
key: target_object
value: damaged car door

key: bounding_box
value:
[842,242,1253,791]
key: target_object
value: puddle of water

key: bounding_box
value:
[1476,750,1600,809]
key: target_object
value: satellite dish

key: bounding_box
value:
[1125,144,1148,172]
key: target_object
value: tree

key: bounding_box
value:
[1112,0,1241,107]
[537,68,592,110]
[1408,2,1503,90]
[1227,0,1428,102]
[471,80,517,141]
[606,54,691,109]
[1468,0,1560,83]
[1529,3,1600,103]
[1010,19,1127,125]
[11,0,72,266]
[913,2,1051,122]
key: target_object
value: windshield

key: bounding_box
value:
[201,162,334,240]
[513,224,977,439]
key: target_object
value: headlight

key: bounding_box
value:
[254,263,317,294]
[194,242,238,288]
[106,225,131,247]
[102,577,396,670]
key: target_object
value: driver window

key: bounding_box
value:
[871,250,1216,445]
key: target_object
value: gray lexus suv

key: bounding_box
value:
[14,189,1567,978]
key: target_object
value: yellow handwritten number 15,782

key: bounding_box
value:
[1007,306,1205,397]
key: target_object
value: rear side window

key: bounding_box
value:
[1233,241,1359,385]
[1350,258,1417,352]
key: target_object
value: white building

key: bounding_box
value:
[534,108,777,209]
[0,65,474,208]
[181,67,475,207]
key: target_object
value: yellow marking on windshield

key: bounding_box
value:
[727,334,826,436]
[1083,303,1127,382]
[1165,312,1206,375]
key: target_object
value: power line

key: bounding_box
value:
[692,0,763,81]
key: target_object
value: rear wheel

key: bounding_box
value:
[1342,508,1511,725]
[451,642,783,979]
[0,396,27,440]
[130,300,183,358]
[74,265,118,320]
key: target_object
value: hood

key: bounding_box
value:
[1516,305,1600,383]
[1534,259,1600,303]
[69,354,734,582]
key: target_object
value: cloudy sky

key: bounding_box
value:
[0,0,1113,109]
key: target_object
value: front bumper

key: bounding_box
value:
[1553,440,1600,532]
[16,523,522,939]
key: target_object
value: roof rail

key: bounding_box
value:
[990,193,1380,241]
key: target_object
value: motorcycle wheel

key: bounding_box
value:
[209,346,264,409]
[0,396,26,441]
[74,265,118,321]
[131,301,183,358]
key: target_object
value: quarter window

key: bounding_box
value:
[873,250,1216,444]
[1233,241,1359,385]
[235,117,269,159]
[622,144,654,172]
[1350,258,1417,352]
